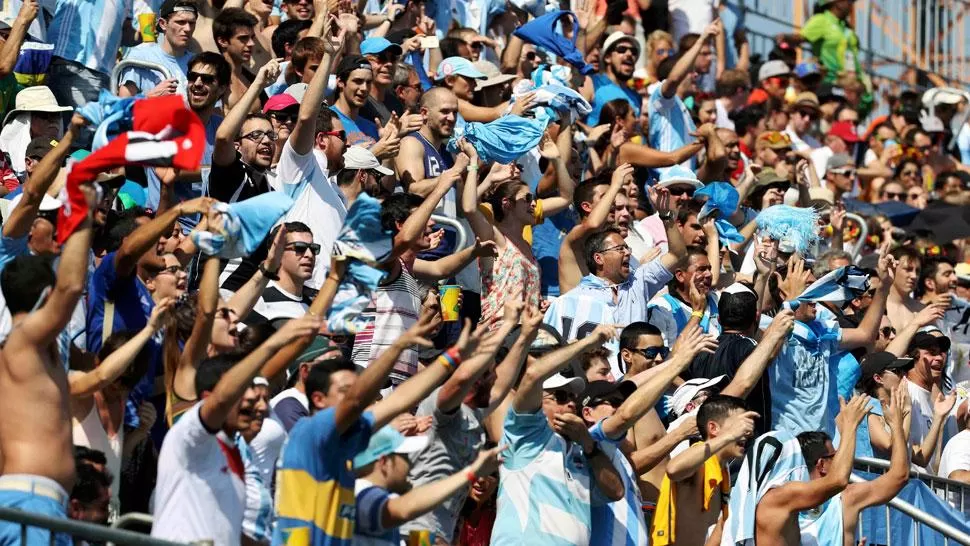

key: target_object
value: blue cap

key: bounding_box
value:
[360,37,402,57]
[352,426,429,469]
[435,56,487,81]
[794,62,821,79]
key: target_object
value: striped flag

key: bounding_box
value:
[785,266,870,310]
[57,95,205,244]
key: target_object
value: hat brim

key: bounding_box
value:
[658,178,703,190]
[3,105,73,126]
[373,165,394,176]
[394,434,429,455]
[479,74,517,88]
[364,44,403,57]
[605,37,640,57]
[543,376,585,396]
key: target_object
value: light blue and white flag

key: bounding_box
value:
[785,265,870,310]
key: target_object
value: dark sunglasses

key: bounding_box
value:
[547,389,576,404]
[524,51,537,61]
[285,242,321,256]
[883,191,905,200]
[187,71,218,85]
[613,45,636,55]
[634,346,669,360]
[796,109,819,120]
[241,129,278,142]
[270,111,298,124]
[156,264,186,276]
[518,193,535,204]
[667,187,695,197]
[880,326,896,337]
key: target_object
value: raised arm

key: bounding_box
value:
[661,20,721,98]
[4,116,81,238]
[172,255,220,399]
[600,326,717,438]
[114,197,212,276]
[227,226,286,321]
[630,417,698,473]
[290,26,344,155]
[0,0,37,78]
[514,325,616,413]
[841,249,894,350]
[69,298,174,397]
[213,59,282,167]
[721,310,793,398]
[390,158,463,260]
[534,129,576,216]
[666,410,757,482]
[844,383,910,510]
[618,141,704,169]
[371,315,494,429]
[694,124,727,182]
[652,187,688,271]
[199,315,322,431]
[886,303,945,356]
[911,388,955,468]
[411,238,496,281]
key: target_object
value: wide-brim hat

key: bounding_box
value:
[3,86,72,126]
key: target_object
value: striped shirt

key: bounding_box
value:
[544,262,673,377]
[770,319,842,437]
[246,282,314,326]
[647,84,697,172]
[647,292,720,347]
[273,409,375,546]
[239,433,274,543]
[589,421,649,546]
[798,494,844,546]
[351,261,421,386]
[492,408,599,546]
[49,0,134,75]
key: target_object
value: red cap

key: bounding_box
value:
[262,93,299,113]
[827,120,860,143]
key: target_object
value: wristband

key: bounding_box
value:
[467,164,479,172]
[259,262,280,281]
[436,354,455,374]
[465,470,478,483]
[691,310,704,319]
[445,347,463,367]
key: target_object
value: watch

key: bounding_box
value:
[258,262,280,281]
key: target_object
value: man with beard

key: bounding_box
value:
[400,304,541,544]
[332,55,381,148]
[119,0,197,97]
[359,37,405,125]
[588,31,641,125]
[648,246,720,345]
[147,52,228,225]
[917,258,970,347]
[210,59,282,203]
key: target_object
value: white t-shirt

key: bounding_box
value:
[810,146,835,180]
[274,141,349,290]
[248,416,287,488]
[151,403,246,544]
[937,429,970,514]
[907,380,960,474]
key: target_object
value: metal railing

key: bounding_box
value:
[0,506,185,546]
[429,214,470,251]
[110,60,175,95]
[846,212,869,261]
[856,456,970,516]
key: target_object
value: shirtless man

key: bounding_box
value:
[886,246,924,330]
[750,395,869,546]
[0,188,94,543]
[654,395,756,546]
[798,384,910,546]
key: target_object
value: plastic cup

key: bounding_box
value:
[439,285,460,322]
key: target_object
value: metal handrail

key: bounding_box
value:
[429,214,469,251]
[110,512,156,546]
[850,473,970,546]
[0,506,185,545]
[855,456,970,492]
[110,60,175,95]
[845,212,869,261]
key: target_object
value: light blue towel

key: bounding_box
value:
[326,194,393,334]
[785,266,870,311]
[448,115,547,164]
[696,182,744,244]
[190,192,294,258]
[75,90,139,151]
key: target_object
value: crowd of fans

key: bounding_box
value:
[0,0,968,544]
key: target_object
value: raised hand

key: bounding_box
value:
[520,305,543,335]
[884,382,908,432]
[147,78,179,97]
[323,15,348,55]
[263,224,288,274]
[502,293,524,325]
[764,308,795,340]
[590,324,619,345]
[915,302,946,327]
[836,394,872,432]
[688,275,706,311]
[256,58,284,88]
[670,324,718,361]
[472,237,498,258]
[612,163,634,188]
[510,92,537,117]
[720,410,759,442]
[180,196,217,216]
[136,401,157,433]
[830,201,846,232]
[647,184,672,215]
[702,18,723,40]
[271,314,326,346]
[17,0,38,23]
[399,306,440,349]
[780,254,810,299]
[934,391,957,418]
[876,239,897,282]
[147,297,176,332]
[468,444,507,478]
[538,133,560,160]
[454,318,494,360]
[552,413,594,449]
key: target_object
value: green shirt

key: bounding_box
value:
[801,10,860,82]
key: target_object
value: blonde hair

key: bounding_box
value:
[646,30,674,57]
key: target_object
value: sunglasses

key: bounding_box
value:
[241,130,278,142]
[654,47,674,57]
[547,389,576,405]
[882,191,905,200]
[613,45,636,55]
[285,242,321,256]
[830,168,856,177]
[366,52,398,64]
[634,345,669,360]
[667,187,695,197]
[796,109,819,120]
[907,192,923,200]
[321,130,346,141]
[524,52,537,61]
[880,326,896,338]
[270,111,298,124]
[187,71,218,85]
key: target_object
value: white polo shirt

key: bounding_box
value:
[151,403,246,544]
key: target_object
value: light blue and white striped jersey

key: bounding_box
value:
[798,494,845,546]
[492,408,600,546]
[238,434,273,543]
[647,84,697,172]
[646,292,720,346]
[589,421,648,546]
[49,0,134,75]
[769,319,842,437]
[544,262,673,377]
[721,430,809,546]
[119,43,191,94]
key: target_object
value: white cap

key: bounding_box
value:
[542,373,585,396]
[342,146,394,176]
[284,83,309,103]
[473,60,518,89]
[669,376,727,417]
[921,114,945,133]
[7,192,62,213]
[602,31,640,57]
[922,88,966,107]
[722,282,755,296]
[758,60,791,82]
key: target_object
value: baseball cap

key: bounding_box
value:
[859,351,914,381]
[473,60,517,89]
[909,330,951,354]
[580,380,637,409]
[827,120,860,144]
[793,62,821,79]
[756,131,793,150]
[435,57,487,81]
[25,137,56,160]
[262,93,299,114]
[542,373,585,396]
[342,146,394,176]
[602,31,640,57]
[352,426,429,469]
[360,37,403,57]
[826,153,854,171]
[922,88,966,107]
[758,60,790,82]
[817,83,847,104]
[501,323,564,355]
[284,83,309,103]
[656,165,703,190]
[159,0,198,18]
[288,335,342,373]
[335,55,373,80]
[669,376,727,418]
[955,262,970,283]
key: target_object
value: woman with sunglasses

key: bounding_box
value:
[644,30,675,85]
[894,157,923,189]
[162,223,287,425]
[595,98,706,173]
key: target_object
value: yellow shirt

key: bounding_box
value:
[478,199,545,244]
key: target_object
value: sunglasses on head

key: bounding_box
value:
[286,242,321,255]
[187,71,218,85]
